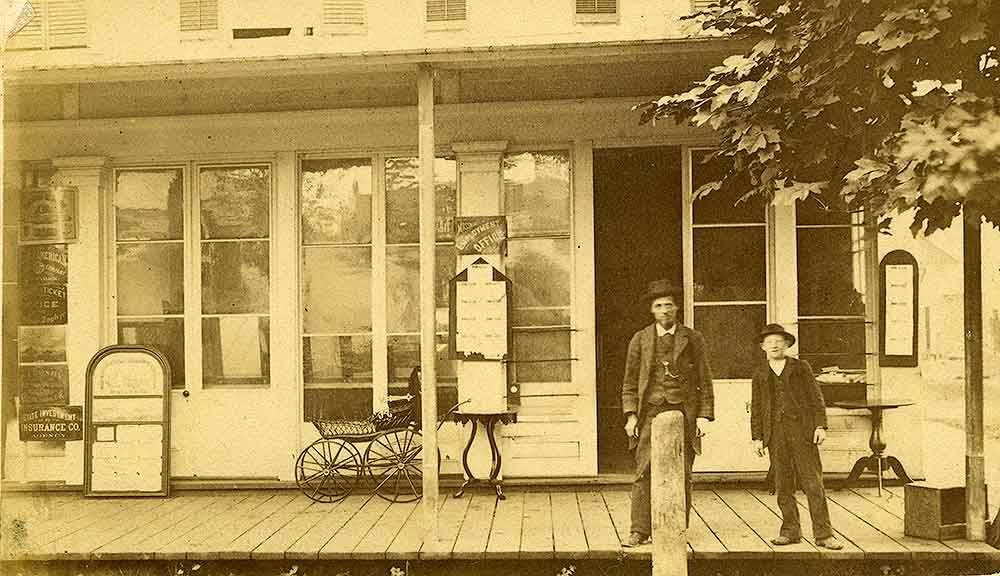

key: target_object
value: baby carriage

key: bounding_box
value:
[295,367,449,504]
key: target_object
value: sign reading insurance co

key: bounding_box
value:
[20,405,83,441]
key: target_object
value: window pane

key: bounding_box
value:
[507,238,571,326]
[504,152,571,236]
[693,227,765,302]
[693,304,766,379]
[118,318,185,389]
[385,157,457,244]
[202,316,269,387]
[115,169,184,241]
[301,158,372,245]
[512,330,571,382]
[200,166,270,239]
[117,244,184,315]
[303,335,372,384]
[796,194,852,226]
[201,241,269,314]
[797,228,865,316]
[387,335,457,386]
[386,245,455,333]
[691,149,766,225]
[305,388,372,422]
[302,245,371,333]
[798,318,866,371]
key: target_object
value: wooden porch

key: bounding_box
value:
[2,485,998,569]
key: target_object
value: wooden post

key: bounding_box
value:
[418,63,439,542]
[651,411,687,576]
[963,208,986,541]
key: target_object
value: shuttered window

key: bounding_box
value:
[8,0,87,50]
[323,0,365,26]
[575,0,616,14]
[180,0,218,32]
[426,0,465,22]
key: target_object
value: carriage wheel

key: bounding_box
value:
[295,438,362,503]
[365,428,423,503]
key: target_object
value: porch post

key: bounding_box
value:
[417,63,440,541]
[651,411,687,576]
[963,208,986,541]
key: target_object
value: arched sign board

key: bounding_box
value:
[84,345,170,497]
[880,250,919,368]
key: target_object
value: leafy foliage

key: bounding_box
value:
[637,0,1000,234]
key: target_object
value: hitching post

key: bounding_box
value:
[651,410,687,576]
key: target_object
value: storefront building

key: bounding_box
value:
[2,0,927,486]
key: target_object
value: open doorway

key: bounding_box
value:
[594,146,683,474]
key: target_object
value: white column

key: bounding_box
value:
[52,156,111,485]
[418,64,439,542]
[274,151,300,481]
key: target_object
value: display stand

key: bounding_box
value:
[84,345,171,497]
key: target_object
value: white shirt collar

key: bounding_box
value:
[655,323,677,337]
[768,358,787,376]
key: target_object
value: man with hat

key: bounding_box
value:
[751,323,843,549]
[621,279,715,547]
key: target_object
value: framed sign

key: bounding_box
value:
[19,405,83,441]
[448,258,513,360]
[19,364,70,406]
[20,284,68,325]
[880,250,919,367]
[85,345,171,497]
[454,216,507,255]
[20,186,78,244]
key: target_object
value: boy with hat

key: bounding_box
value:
[751,323,843,549]
[621,279,715,547]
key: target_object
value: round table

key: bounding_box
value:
[833,398,914,495]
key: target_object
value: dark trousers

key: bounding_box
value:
[630,403,695,536]
[769,419,833,540]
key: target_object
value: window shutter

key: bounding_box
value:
[180,0,218,32]
[426,0,465,22]
[323,0,365,26]
[691,0,719,11]
[576,0,616,15]
[7,1,44,50]
[48,0,87,47]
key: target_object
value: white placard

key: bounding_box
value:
[884,264,915,356]
[91,397,163,423]
[92,355,165,396]
[455,280,508,360]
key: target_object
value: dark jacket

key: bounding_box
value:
[750,357,827,446]
[622,323,715,441]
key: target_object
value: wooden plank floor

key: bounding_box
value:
[3,487,999,564]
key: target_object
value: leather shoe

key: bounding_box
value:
[770,535,801,546]
[622,532,651,548]
[817,537,844,550]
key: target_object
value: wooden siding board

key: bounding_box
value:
[576,490,620,558]
[687,505,728,558]
[549,491,588,559]
[519,492,554,559]
[485,491,525,559]
[452,493,497,559]
[601,489,631,545]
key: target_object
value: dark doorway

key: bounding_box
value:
[594,146,683,474]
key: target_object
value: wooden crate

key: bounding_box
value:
[904,482,989,540]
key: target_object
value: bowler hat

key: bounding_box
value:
[759,323,796,346]
[643,279,680,304]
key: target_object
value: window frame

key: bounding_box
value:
[109,160,277,391]
[7,0,89,51]
[683,146,769,380]
[574,0,618,24]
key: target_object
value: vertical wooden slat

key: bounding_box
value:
[417,62,439,543]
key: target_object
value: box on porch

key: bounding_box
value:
[905,481,989,540]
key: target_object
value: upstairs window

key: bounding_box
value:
[575,0,617,22]
[426,0,465,22]
[7,0,88,50]
[180,0,218,32]
[322,0,365,27]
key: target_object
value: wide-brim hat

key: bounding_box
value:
[643,279,680,304]
[759,323,796,346]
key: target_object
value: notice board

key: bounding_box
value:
[85,345,171,497]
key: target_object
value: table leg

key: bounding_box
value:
[486,416,506,501]
[885,456,912,484]
[453,418,479,499]
[844,456,869,490]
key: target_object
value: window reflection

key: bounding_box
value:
[115,169,184,241]
[202,316,270,386]
[385,157,457,244]
[199,166,270,239]
[301,158,372,245]
[116,244,185,315]
[302,245,371,333]
[503,152,571,236]
[201,241,269,315]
